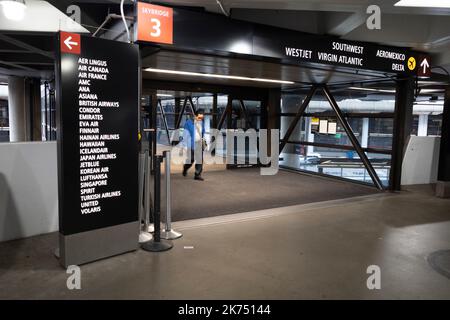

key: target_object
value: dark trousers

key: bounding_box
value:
[183,148,203,177]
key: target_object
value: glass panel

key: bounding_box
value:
[280,115,307,141]
[280,144,391,187]
[306,95,396,114]
[196,95,213,145]
[281,90,395,187]
[413,101,444,137]
[156,98,173,145]
[217,94,229,129]
[0,97,9,142]
[368,118,393,149]
[281,116,379,148]
[411,115,419,136]
[229,100,261,130]
[40,82,56,141]
[313,117,362,147]
[428,115,442,136]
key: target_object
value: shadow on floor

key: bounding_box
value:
[0,173,24,277]
[0,232,61,277]
[163,167,379,221]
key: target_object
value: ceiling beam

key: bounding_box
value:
[434,51,450,76]
[0,49,31,53]
[0,34,54,59]
[0,60,37,72]
[7,62,54,66]
[0,66,53,79]
[0,52,53,63]
[326,10,367,36]
[423,36,450,52]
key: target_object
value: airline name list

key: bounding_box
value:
[77,57,121,215]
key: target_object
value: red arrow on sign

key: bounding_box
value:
[60,32,81,54]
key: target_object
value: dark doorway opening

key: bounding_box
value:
[140,80,381,222]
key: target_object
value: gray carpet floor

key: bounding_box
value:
[160,167,378,221]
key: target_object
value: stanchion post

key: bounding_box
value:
[154,154,161,242]
[144,150,151,232]
[147,150,154,233]
[141,154,173,252]
[161,150,182,240]
[139,151,152,243]
[138,152,144,219]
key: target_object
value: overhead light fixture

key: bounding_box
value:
[414,100,444,105]
[157,93,173,97]
[144,68,295,85]
[0,0,26,21]
[348,86,396,93]
[394,0,450,8]
[419,88,445,94]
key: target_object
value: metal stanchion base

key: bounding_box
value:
[139,232,153,244]
[161,229,182,240]
[141,239,173,252]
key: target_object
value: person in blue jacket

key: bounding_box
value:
[182,112,206,180]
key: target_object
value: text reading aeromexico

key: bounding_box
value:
[77,57,121,215]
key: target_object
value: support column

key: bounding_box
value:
[30,78,42,141]
[436,86,450,197]
[417,114,429,136]
[305,116,314,155]
[361,117,369,148]
[7,76,27,142]
[390,77,415,191]
[212,93,218,129]
[174,97,181,127]
[266,88,281,157]
[226,96,232,129]
[280,96,297,154]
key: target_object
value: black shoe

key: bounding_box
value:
[182,169,187,177]
[194,175,204,181]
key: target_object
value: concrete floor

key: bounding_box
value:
[167,167,377,221]
[0,185,450,299]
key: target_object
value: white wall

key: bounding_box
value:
[401,136,441,186]
[0,141,58,242]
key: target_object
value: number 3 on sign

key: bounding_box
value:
[150,18,161,37]
[137,3,173,45]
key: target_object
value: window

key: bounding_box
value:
[280,90,395,187]
[0,99,8,142]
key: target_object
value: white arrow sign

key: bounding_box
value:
[420,58,430,74]
[64,36,78,50]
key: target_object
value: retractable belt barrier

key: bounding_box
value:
[141,154,173,252]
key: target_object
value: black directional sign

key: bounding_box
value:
[56,32,139,236]
[138,5,431,77]
[253,27,430,76]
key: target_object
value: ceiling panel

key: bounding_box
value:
[141,49,388,89]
